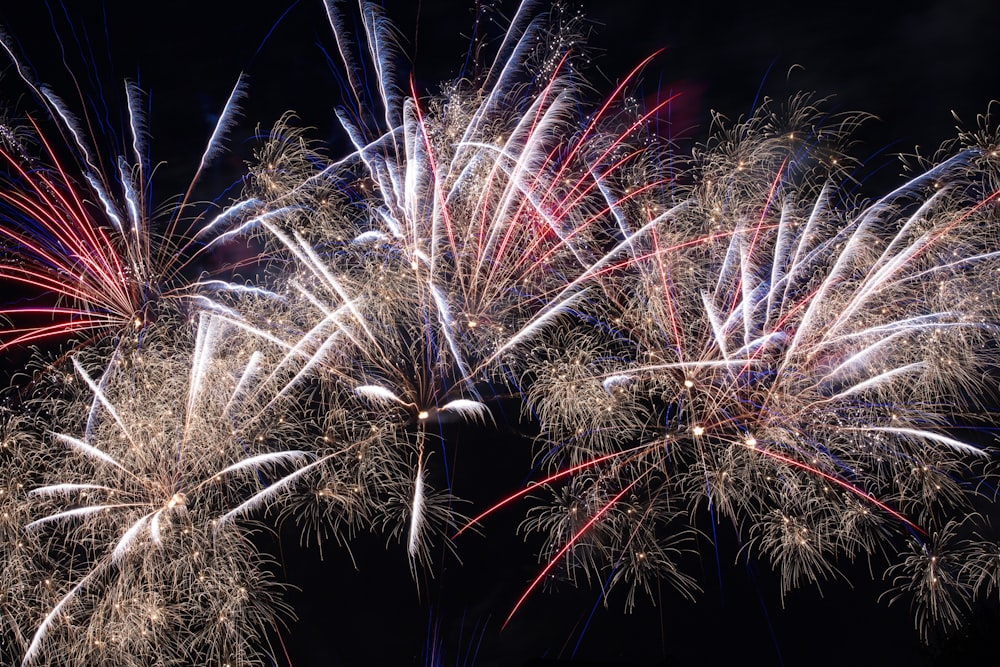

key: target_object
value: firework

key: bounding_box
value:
[1,0,1000,663]
[0,28,268,359]
[248,4,1000,637]
[508,94,1000,634]
[11,315,300,666]
[228,1,695,576]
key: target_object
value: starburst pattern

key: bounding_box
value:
[1,1,1000,664]
[0,29,263,358]
[508,95,1000,616]
[13,315,300,666]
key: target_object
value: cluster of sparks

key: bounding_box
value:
[1,1,1000,664]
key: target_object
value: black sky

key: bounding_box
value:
[2,1,1000,665]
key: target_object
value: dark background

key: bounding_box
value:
[2,1,1000,665]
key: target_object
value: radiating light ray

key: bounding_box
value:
[749,444,926,535]
[24,504,139,532]
[21,568,102,667]
[438,399,492,424]
[408,455,427,558]
[27,483,117,497]
[821,362,925,401]
[847,427,987,458]
[503,476,645,629]
[70,358,137,449]
[51,433,130,473]
[455,446,647,538]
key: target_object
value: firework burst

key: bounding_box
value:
[0,27,266,360]
[2,1,1000,663]
[12,314,300,666]
[225,0,664,570]
[508,93,1000,630]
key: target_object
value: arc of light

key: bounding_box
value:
[765,200,797,329]
[52,433,130,473]
[223,351,262,418]
[456,2,545,155]
[407,80,461,283]
[0,261,124,312]
[751,445,925,535]
[355,384,410,406]
[24,504,139,532]
[72,357,139,450]
[169,205,297,284]
[163,74,248,260]
[492,86,678,288]
[528,204,681,309]
[111,512,154,563]
[263,221,377,345]
[819,362,924,402]
[728,159,786,319]
[651,226,684,358]
[0,158,132,313]
[474,289,586,371]
[774,198,850,320]
[217,452,335,529]
[480,0,541,94]
[517,177,673,282]
[26,119,130,294]
[485,91,589,274]
[28,483,116,497]
[360,2,402,130]
[701,291,731,361]
[192,451,314,501]
[454,445,645,538]
[473,95,580,284]
[246,312,357,420]
[439,399,493,424]
[778,216,873,368]
[810,330,911,387]
[845,426,987,458]
[22,566,104,666]
[809,313,957,350]
[889,247,1000,286]
[554,92,681,218]
[429,283,480,398]
[186,197,261,244]
[185,313,220,431]
[503,476,645,629]
[533,50,665,210]
[474,88,572,288]
[461,54,570,269]
[0,317,115,354]
[323,0,368,126]
[408,455,426,558]
[824,181,1000,344]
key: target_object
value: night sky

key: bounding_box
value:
[2,1,1000,665]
